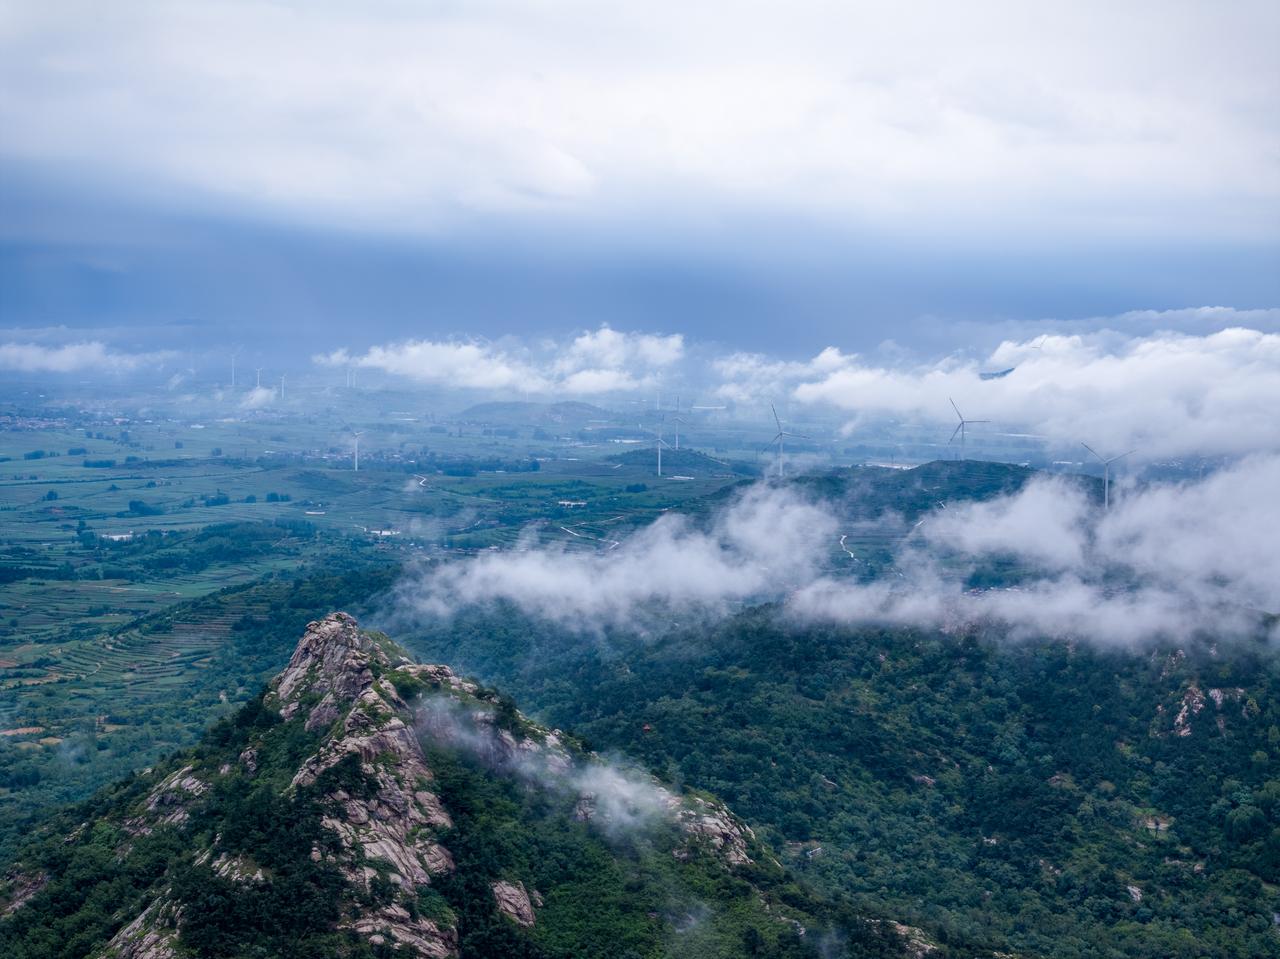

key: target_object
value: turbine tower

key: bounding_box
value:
[1081,443,1135,509]
[670,395,687,450]
[948,398,989,460]
[351,430,365,471]
[770,402,809,479]
[279,374,286,401]
[231,346,243,388]
[255,368,263,389]
[641,418,672,476]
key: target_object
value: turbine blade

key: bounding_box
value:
[949,423,963,443]
[949,397,963,421]
[771,402,782,432]
[1081,442,1102,462]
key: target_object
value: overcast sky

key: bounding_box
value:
[1,2,1277,377]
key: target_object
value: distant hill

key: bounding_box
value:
[610,446,759,477]
[796,459,1046,517]
[693,459,1089,522]
[457,401,615,425]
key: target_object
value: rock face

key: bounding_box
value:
[675,796,755,866]
[0,870,46,917]
[103,900,181,959]
[492,879,537,927]
[102,614,463,959]
[266,614,460,956]
[124,765,208,836]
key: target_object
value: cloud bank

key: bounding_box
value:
[716,320,1280,459]
[317,310,1280,460]
[401,457,1280,645]
[0,340,173,374]
[314,325,683,395]
[2,2,1275,242]
[402,485,833,629]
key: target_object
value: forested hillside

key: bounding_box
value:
[402,607,1280,958]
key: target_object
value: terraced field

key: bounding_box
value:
[0,560,399,861]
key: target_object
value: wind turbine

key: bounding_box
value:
[1081,443,1135,510]
[640,418,672,476]
[351,430,365,471]
[254,368,263,389]
[948,398,989,460]
[279,374,286,401]
[670,395,687,450]
[231,346,243,388]
[769,403,809,479]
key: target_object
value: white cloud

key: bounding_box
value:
[792,456,1280,644]
[401,484,834,629]
[327,340,543,391]
[239,385,276,409]
[0,340,171,373]
[314,312,1280,454]
[557,327,684,372]
[315,325,683,395]
[769,324,1280,459]
[923,479,1089,572]
[712,347,851,404]
[1,2,1274,240]
[400,456,1280,646]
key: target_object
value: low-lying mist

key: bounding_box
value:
[415,696,679,838]
[396,456,1280,646]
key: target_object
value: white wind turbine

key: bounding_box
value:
[351,430,365,471]
[670,395,687,450]
[254,368,263,389]
[948,398,989,460]
[231,346,243,388]
[279,374,286,401]
[1081,443,1135,510]
[769,402,809,479]
[640,418,673,476]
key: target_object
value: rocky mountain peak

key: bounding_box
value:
[4,612,924,959]
[273,612,383,717]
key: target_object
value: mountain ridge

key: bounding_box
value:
[0,613,924,959]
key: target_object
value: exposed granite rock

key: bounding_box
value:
[1,869,47,916]
[673,796,755,866]
[99,900,181,959]
[123,765,207,836]
[349,904,456,958]
[263,614,458,955]
[212,853,265,883]
[1173,683,1206,736]
[492,879,537,927]
[871,920,939,958]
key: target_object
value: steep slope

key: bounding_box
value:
[0,613,919,959]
